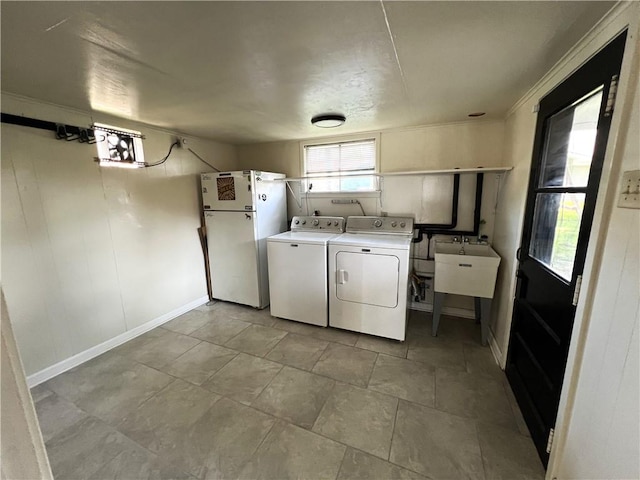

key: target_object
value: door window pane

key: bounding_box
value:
[529,192,585,281]
[539,89,603,188]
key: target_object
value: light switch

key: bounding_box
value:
[618,170,640,209]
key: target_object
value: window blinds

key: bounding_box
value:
[304,139,377,191]
[305,139,376,175]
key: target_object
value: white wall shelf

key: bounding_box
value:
[379,166,513,176]
[281,166,512,182]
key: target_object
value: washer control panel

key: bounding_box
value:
[290,216,345,233]
[345,216,414,235]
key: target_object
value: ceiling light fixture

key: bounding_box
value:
[311,114,346,128]
[468,112,486,117]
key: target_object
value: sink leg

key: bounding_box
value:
[474,297,482,324]
[432,292,445,336]
[480,298,492,346]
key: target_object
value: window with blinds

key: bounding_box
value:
[303,138,377,192]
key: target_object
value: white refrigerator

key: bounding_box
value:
[201,170,286,309]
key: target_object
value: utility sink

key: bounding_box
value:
[434,242,501,298]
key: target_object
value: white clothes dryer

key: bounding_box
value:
[328,216,414,341]
[267,216,345,326]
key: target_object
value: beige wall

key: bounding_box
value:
[1,289,53,480]
[1,93,238,378]
[490,2,639,478]
[238,119,505,176]
[238,120,505,316]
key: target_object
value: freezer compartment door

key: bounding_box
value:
[205,211,261,307]
[335,251,399,308]
[202,171,255,211]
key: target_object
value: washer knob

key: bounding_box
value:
[374,219,382,227]
[334,221,339,226]
[312,219,319,226]
[391,221,397,227]
[294,220,300,225]
[400,222,406,228]
[301,220,306,225]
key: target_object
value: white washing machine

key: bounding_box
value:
[328,216,414,341]
[267,216,345,326]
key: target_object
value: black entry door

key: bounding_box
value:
[506,31,627,467]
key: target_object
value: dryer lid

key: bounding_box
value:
[268,231,340,245]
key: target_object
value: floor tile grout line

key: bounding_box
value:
[165,338,204,366]
[248,362,285,407]
[197,395,284,477]
[115,376,180,426]
[46,410,160,479]
[40,306,539,479]
[334,446,350,480]
[40,399,94,447]
[196,351,240,387]
[433,367,438,411]
[302,395,395,462]
[107,384,226,477]
[386,396,400,461]
[364,352,379,388]
[474,419,490,480]
[345,445,429,479]
[307,337,333,372]
[309,380,338,432]
[258,330,290,358]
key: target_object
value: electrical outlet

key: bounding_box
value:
[618,169,640,209]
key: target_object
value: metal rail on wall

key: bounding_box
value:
[0,112,143,144]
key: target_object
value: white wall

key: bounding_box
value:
[488,2,639,478]
[1,289,53,480]
[237,120,505,315]
[1,93,238,378]
[237,120,505,218]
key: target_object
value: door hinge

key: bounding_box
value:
[604,75,619,117]
[572,275,583,306]
[546,427,555,454]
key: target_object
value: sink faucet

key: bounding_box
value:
[463,236,470,244]
[452,236,460,243]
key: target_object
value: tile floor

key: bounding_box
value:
[32,302,545,480]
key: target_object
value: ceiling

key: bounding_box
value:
[1,1,615,144]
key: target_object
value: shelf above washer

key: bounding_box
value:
[281,166,512,182]
[379,166,513,176]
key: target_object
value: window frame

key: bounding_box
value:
[299,133,381,195]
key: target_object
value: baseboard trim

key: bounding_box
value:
[488,329,505,369]
[26,296,209,387]
[409,302,476,320]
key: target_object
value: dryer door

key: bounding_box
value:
[335,252,399,307]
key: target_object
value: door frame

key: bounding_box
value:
[545,25,637,475]
[492,15,636,476]
[506,29,627,466]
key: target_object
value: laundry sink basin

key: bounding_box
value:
[434,242,501,298]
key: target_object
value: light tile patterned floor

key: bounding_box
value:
[32,303,545,480]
